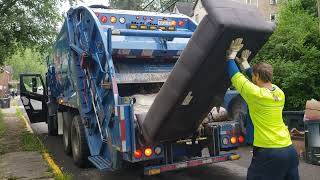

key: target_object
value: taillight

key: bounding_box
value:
[150,17,154,20]
[154,146,162,155]
[222,137,229,145]
[101,16,107,23]
[143,16,147,20]
[136,16,140,20]
[238,135,245,144]
[110,16,117,23]
[178,20,184,27]
[119,17,126,24]
[144,148,153,157]
[170,20,177,26]
[230,136,237,144]
[134,150,142,158]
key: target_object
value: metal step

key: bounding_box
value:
[88,156,112,171]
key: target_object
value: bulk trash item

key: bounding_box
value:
[304,120,320,165]
[304,99,320,120]
[137,0,276,144]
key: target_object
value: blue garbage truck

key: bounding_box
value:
[20,0,274,175]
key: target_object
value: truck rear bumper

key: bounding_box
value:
[144,153,240,175]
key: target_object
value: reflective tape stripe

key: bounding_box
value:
[119,106,126,152]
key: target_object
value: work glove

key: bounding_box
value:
[226,38,244,60]
[235,49,251,71]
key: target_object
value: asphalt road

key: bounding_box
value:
[28,121,247,180]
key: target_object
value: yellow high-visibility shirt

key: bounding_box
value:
[231,72,292,148]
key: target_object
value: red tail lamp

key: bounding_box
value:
[230,136,237,144]
[134,150,142,158]
[238,135,245,144]
[144,148,153,157]
[101,16,108,23]
[178,20,184,27]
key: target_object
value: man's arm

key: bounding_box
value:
[226,39,260,103]
[235,50,253,79]
[245,67,252,79]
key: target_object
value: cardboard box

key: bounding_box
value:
[305,99,320,120]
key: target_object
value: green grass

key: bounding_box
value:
[20,132,46,152]
[0,110,5,138]
[55,173,73,180]
[15,108,73,179]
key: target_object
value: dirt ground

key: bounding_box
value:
[0,105,54,180]
[0,113,24,155]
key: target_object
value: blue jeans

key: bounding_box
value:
[247,145,300,180]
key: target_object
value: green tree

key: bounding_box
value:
[255,0,320,110]
[6,49,46,81]
[0,0,71,65]
[110,0,144,10]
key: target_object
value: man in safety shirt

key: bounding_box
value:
[226,38,299,180]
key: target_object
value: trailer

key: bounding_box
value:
[19,0,274,175]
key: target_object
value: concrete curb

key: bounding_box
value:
[19,110,34,133]
[16,107,63,177]
[43,152,63,176]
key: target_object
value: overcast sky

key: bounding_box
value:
[57,0,109,29]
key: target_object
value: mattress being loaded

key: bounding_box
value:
[137,0,275,144]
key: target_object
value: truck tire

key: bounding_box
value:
[48,115,58,136]
[62,112,72,155]
[71,115,89,168]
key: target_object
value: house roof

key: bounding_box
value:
[175,2,194,17]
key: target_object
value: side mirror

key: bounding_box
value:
[32,77,37,93]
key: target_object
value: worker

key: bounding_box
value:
[235,51,254,145]
[226,38,299,180]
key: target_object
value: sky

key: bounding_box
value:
[57,0,109,29]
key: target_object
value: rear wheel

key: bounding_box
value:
[71,115,89,168]
[63,112,72,155]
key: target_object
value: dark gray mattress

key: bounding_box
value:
[138,0,275,144]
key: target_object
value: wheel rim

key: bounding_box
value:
[63,125,69,147]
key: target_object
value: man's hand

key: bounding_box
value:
[235,49,251,70]
[226,38,244,60]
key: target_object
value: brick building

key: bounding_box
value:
[0,66,12,97]
[192,0,280,23]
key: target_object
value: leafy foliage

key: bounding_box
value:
[6,49,47,80]
[254,0,320,110]
[0,0,71,65]
[110,0,194,11]
[109,0,145,10]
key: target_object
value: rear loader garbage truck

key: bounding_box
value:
[19,0,274,175]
